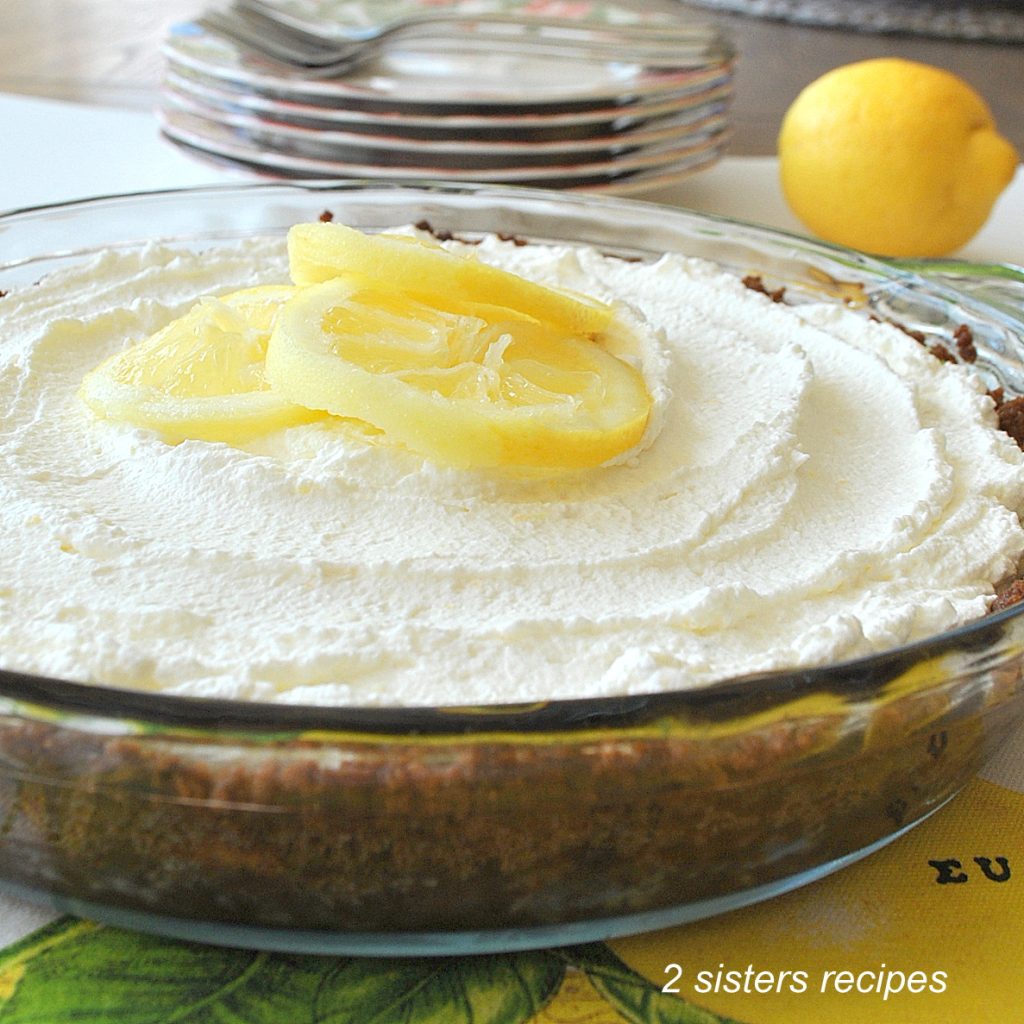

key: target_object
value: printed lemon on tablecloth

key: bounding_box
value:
[610,766,1024,1023]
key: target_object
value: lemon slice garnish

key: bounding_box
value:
[264,277,652,470]
[287,221,613,338]
[79,286,321,445]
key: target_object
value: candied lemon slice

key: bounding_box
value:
[287,221,613,338]
[80,285,320,444]
[265,278,651,470]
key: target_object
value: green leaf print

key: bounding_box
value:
[0,917,752,1024]
[312,952,565,1023]
[0,917,564,1024]
[558,944,746,1024]
[0,917,328,1023]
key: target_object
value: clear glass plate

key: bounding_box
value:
[0,182,1023,955]
[163,62,734,140]
[163,20,735,111]
[158,109,730,190]
[161,79,731,161]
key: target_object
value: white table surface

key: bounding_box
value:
[3,92,1022,266]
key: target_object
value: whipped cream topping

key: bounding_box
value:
[2,232,1023,706]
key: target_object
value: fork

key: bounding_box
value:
[196,1,731,78]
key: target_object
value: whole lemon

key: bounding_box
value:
[778,58,1019,257]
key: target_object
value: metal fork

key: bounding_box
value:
[196,1,731,78]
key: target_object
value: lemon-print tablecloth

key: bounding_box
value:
[0,720,1021,1023]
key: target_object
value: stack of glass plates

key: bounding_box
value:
[159,1,735,193]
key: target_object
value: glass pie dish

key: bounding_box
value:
[1,181,1023,955]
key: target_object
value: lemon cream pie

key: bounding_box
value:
[1,222,1023,707]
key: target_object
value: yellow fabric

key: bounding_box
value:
[610,776,1023,1021]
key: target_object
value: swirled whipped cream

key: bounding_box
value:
[2,232,1023,706]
